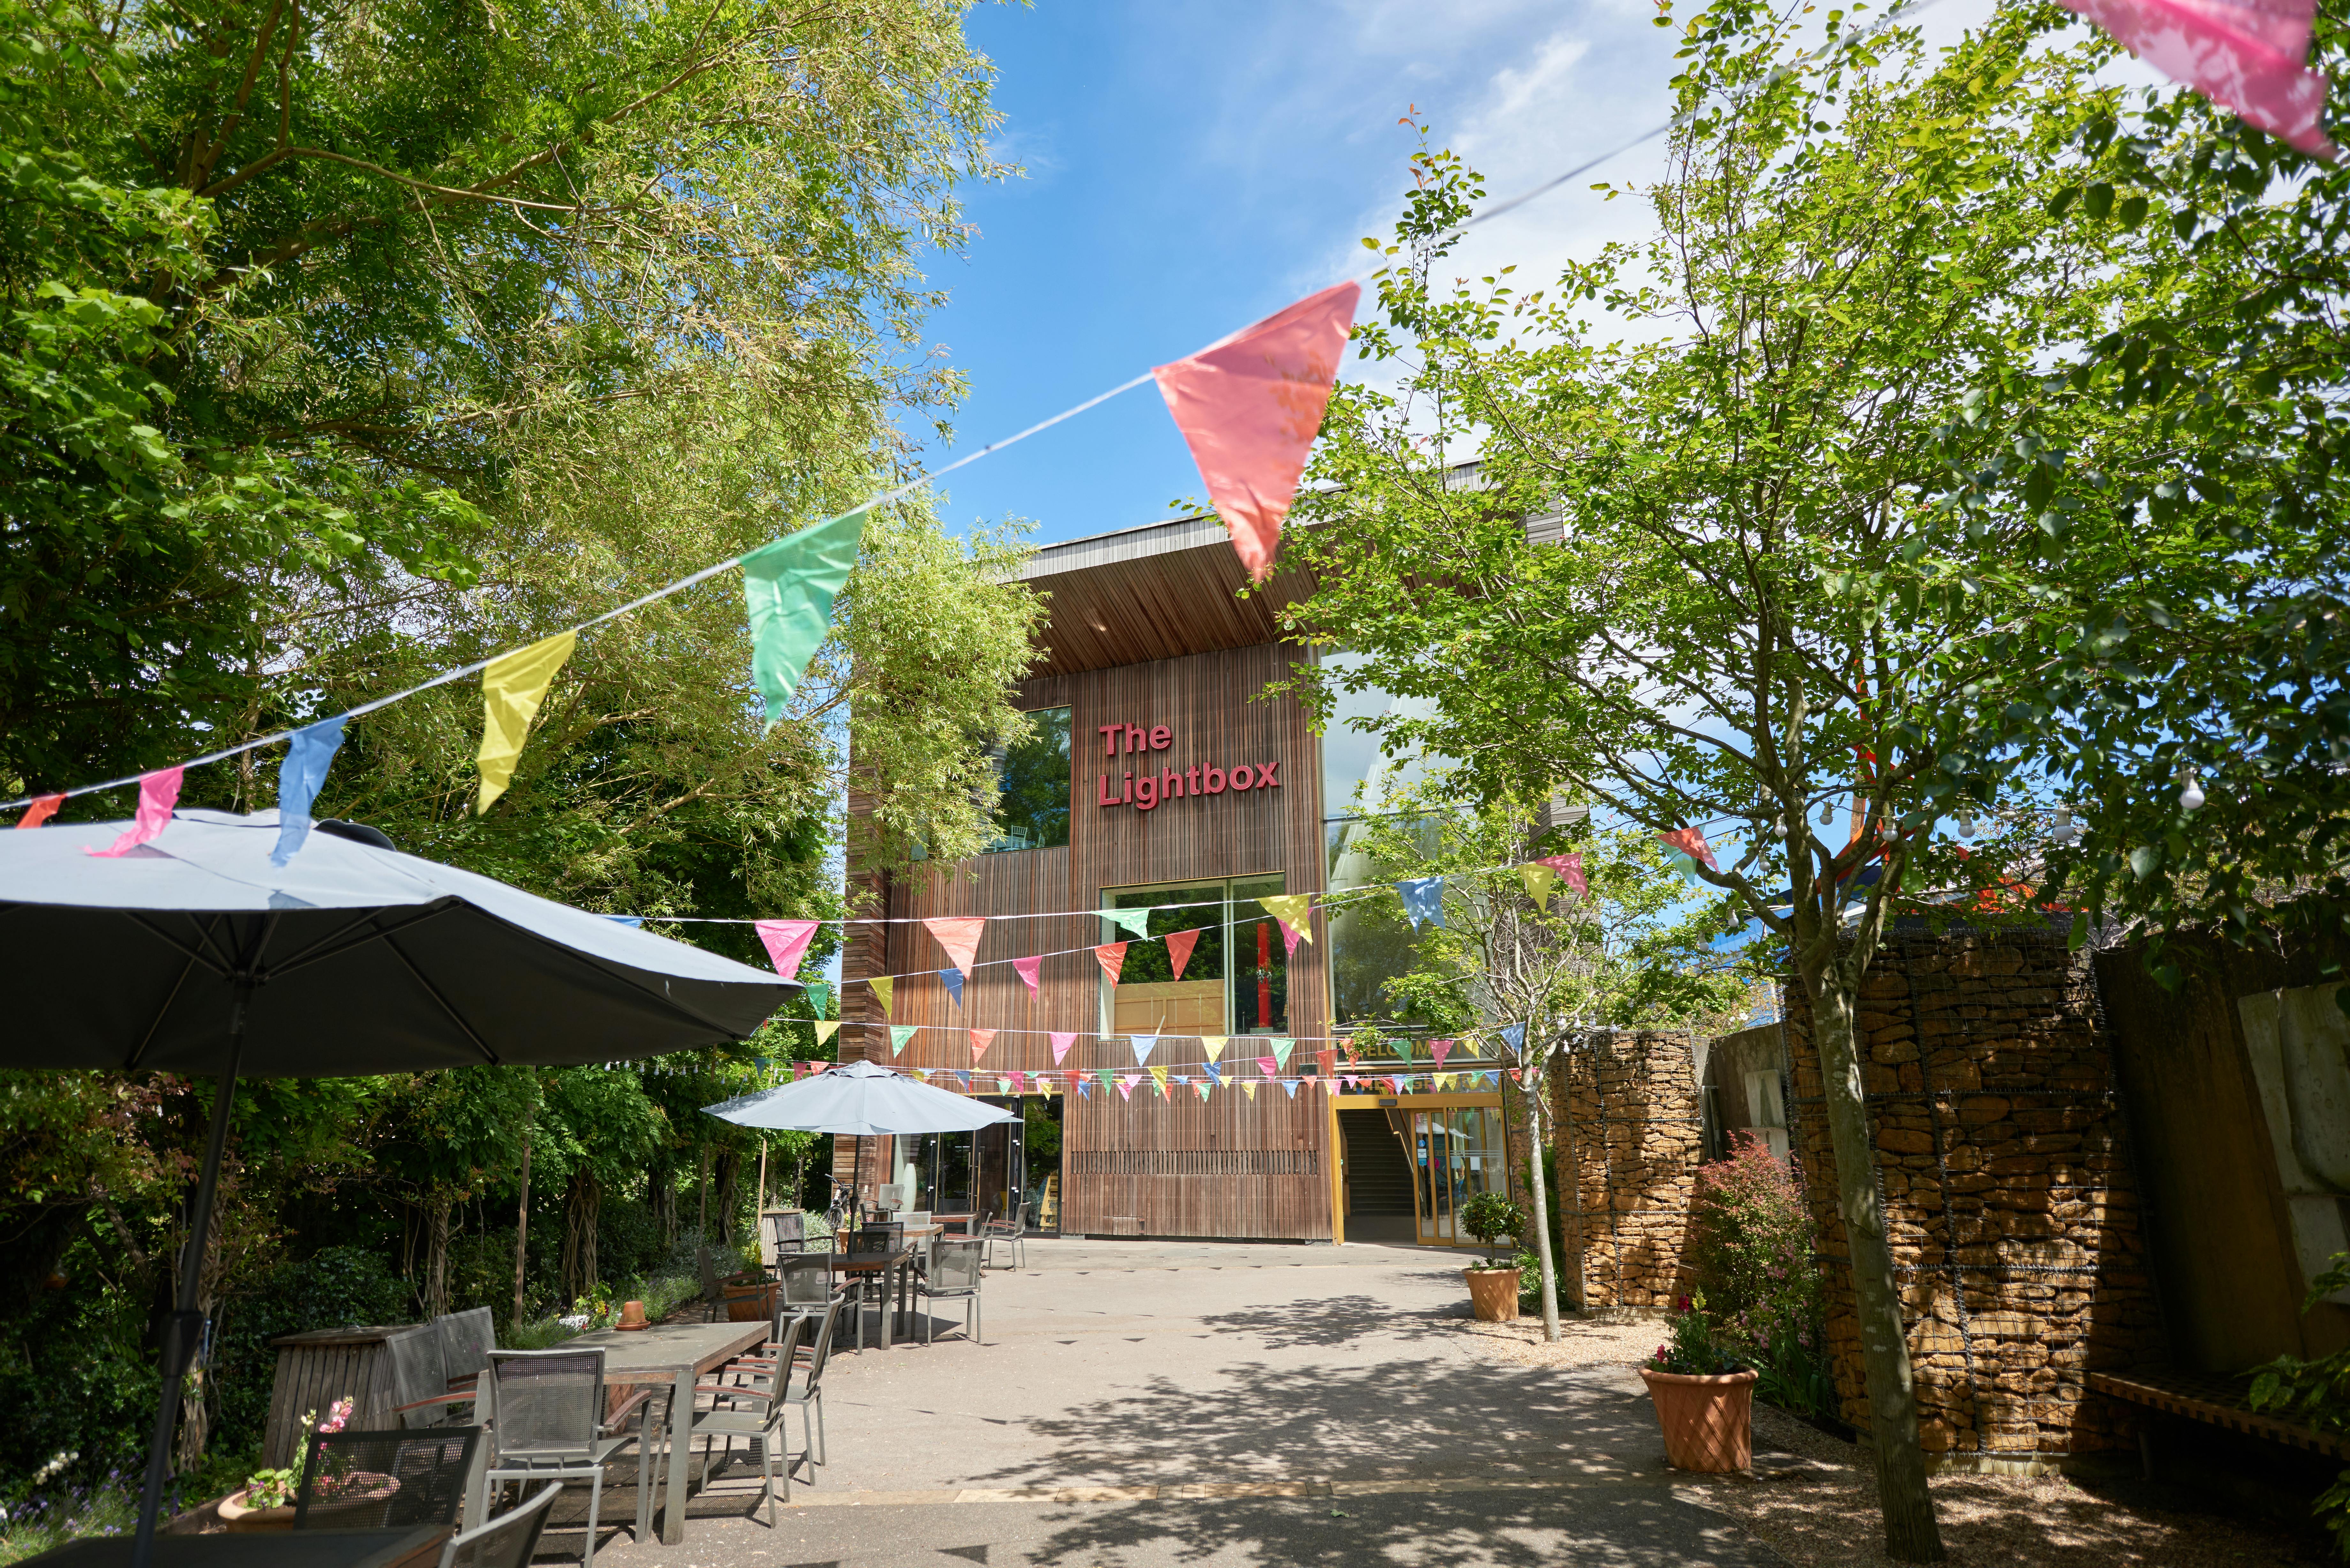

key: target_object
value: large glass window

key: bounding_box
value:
[1320,652,1443,1037]
[1100,875,1291,1036]
[988,705,1072,852]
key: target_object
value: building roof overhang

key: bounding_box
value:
[1017,512,1317,678]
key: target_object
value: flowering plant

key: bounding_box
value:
[1648,1292,1749,1376]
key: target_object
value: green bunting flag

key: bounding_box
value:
[741,509,865,725]
[890,1024,918,1056]
[1101,905,1153,940]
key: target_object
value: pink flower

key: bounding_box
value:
[318,1397,353,1435]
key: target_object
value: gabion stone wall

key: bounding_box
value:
[1784,925,2167,1456]
[1554,1030,1704,1311]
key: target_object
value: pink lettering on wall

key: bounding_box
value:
[1085,721,1286,814]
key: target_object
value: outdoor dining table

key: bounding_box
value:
[19,1527,450,1566]
[931,1212,975,1236]
[564,1318,768,1545]
[834,1244,918,1350]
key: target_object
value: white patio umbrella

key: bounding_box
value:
[704,1059,1018,1137]
[0,808,795,1564]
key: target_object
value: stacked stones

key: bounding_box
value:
[1782,925,2165,1456]
[1553,1030,1704,1310]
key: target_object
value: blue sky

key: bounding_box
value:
[905,0,1697,547]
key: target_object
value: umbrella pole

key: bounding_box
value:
[132,988,249,1568]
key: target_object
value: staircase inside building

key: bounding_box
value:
[1339,1108,1416,1243]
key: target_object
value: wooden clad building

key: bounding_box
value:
[837,513,1514,1245]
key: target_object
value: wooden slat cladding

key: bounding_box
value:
[1021,546,1314,678]
[843,642,1335,1240]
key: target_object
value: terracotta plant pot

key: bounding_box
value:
[1462,1266,1522,1322]
[616,1299,648,1330]
[217,1489,297,1532]
[1639,1365,1758,1472]
[723,1281,776,1322]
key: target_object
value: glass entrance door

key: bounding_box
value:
[1410,1105,1508,1245]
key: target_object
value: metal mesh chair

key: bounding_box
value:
[684,1314,805,1524]
[436,1480,561,1568]
[293,1427,479,1532]
[437,1307,496,1389]
[720,1296,840,1470]
[476,1349,654,1568]
[697,1245,727,1323]
[914,1239,985,1346]
[385,1322,451,1414]
[760,1210,806,1268]
[981,1201,1029,1270]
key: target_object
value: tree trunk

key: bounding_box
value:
[423,1190,452,1321]
[1523,1052,1562,1341]
[1559,1035,1588,1311]
[511,1132,532,1331]
[1808,964,1945,1562]
[561,1173,601,1302]
[696,1146,709,1240]
[714,1148,740,1248]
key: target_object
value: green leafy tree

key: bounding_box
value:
[1283,8,2148,1554]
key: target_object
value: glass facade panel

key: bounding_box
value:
[1096,876,1290,1036]
[988,705,1072,853]
[1411,1104,1508,1246]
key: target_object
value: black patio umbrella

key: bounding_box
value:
[0,808,796,1563]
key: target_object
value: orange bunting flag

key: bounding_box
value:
[1096,942,1127,984]
[923,916,986,977]
[1165,926,1201,981]
[1660,827,1719,872]
[15,793,63,829]
[1152,282,1361,582]
[970,1027,996,1061]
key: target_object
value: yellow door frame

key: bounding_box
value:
[1326,1087,1510,1249]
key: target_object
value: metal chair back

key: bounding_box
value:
[436,1307,496,1385]
[853,1221,903,1254]
[294,1426,479,1531]
[483,1349,605,1464]
[928,1238,984,1295]
[777,1252,834,1308]
[436,1479,561,1568]
[383,1322,450,1412]
[800,1296,842,1391]
[762,1210,806,1260]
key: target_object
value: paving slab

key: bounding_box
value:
[555,1237,1784,1567]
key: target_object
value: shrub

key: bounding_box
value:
[2248,1250,2350,1559]
[1458,1191,1525,1266]
[1648,1292,1748,1376]
[1686,1132,1830,1414]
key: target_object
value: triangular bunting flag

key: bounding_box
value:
[1431,1039,1453,1070]
[1051,1031,1076,1065]
[87,767,183,858]
[806,980,830,1019]
[871,975,893,1014]
[890,1024,918,1056]
[1202,1036,1227,1063]
[271,715,348,866]
[1166,926,1202,979]
[1102,905,1153,940]
[970,1027,996,1061]
[1243,1080,1259,1099]
[939,967,964,1007]
[1097,942,1128,984]
[1131,1034,1158,1067]
[1098,1069,1117,1096]
[1117,1074,1138,1101]
[1282,1078,1300,1098]
[1077,1075,1091,1099]
[1397,876,1444,930]
[1149,1064,1170,1096]
[1257,894,1314,953]
[1661,826,1719,872]
[2058,0,2335,156]
[955,1069,972,1090]
[1502,1022,1526,1053]
[15,793,62,829]
[1194,1079,1212,1101]
[1258,1056,1278,1077]
[923,916,987,977]
[1013,954,1043,994]
[1271,1037,1295,1071]
[1203,1060,1223,1084]
[475,631,576,814]
[997,1076,1013,1095]
[754,919,820,982]
[741,509,864,723]
[1152,281,1361,581]
[813,1021,840,1046]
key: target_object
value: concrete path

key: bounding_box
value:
[566,1238,1785,1567]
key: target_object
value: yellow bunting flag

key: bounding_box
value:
[475,631,577,814]
[1149,1064,1169,1096]
[1257,894,1314,952]
[871,976,893,1014]
[1242,1080,1258,1100]
[813,1021,840,1046]
[1521,862,1559,912]
[1201,1035,1227,1062]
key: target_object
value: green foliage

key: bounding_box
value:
[1648,1291,1749,1377]
[1688,1133,1831,1416]
[2247,1251,2350,1557]
[1458,1191,1524,1265]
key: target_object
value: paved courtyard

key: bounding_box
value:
[569,1237,1786,1568]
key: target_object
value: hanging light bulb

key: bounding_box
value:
[1878,820,1897,846]
[2179,770,2206,812]
[1956,810,1977,839]
[2051,804,2079,846]
[1819,801,1836,825]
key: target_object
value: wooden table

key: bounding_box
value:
[566,1319,769,1545]
[21,1527,449,1566]
[834,1246,917,1350]
[932,1213,975,1236]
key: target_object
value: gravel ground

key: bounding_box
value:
[1453,1312,2326,1566]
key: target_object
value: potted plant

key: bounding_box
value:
[1639,1293,1758,1472]
[222,1396,355,1529]
[1457,1191,1527,1322]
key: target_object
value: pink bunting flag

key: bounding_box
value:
[754,919,819,982]
[1259,1056,1279,1077]
[1536,851,1587,900]
[923,916,988,977]
[1509,1068,1525,1085]
[1117,1073,1139,1101]
[1013,954,1043,995]
[1050,1031,1076,1066]
[1387,1076,1406,1096]
[1661,826,1719,872]
[16,793,63,829]
[1431,1039,1452,1070]
[1165,926,1202,980]
[970,1027,996,1061]
[1096,942,1127,985]
[87,767,183,858]
[2058,0,2335,156]
[1007,1070,1026,1093]
[1153,281,1362,582]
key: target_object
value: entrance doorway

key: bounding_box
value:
[1407,1104,1509,1246]
[1330,1094,1513,1248]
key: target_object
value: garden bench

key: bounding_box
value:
[2088,1367,2350,1477]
